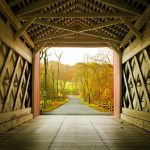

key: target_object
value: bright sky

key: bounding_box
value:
[45,47,113,66]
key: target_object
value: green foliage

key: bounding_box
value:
[40,99,69,112]
[40,61,78,104]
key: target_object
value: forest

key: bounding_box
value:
[40,50,113,112]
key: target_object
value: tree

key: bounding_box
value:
[55,52,63,100]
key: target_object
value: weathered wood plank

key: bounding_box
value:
[122,23,150,63]
[121,5,150,48]
[126,61,142,111]
[33,42,47,54]
[97,0,141,15]
[121,17,142,39]
[0,49,13,111]
[123,70,134,109]
[0,0,34,48]
[0,113,33,133]
[2,56,21,112]
[13,61,28,110]
[0,108,31,124]
[122,108,150,124]
[134,56,150,110]
[19,12,136,19]
[143,49,150,67]
[22,71,31,108]
[16,0,63,16]
[0,20,32,63]
[15,19,36,38]
[121,113,150,132]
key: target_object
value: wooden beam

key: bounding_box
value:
[46,43,109,47]
[96,0,141,16]
[126,61,142,111]
[121,17,142,39]
[143,50,150,67]
[79,19,122,32]
[0,108,31,124]
[31,19,121,42]
[15,19,36,38]
[19,12,136,19]
[121,5,150,48]
[78,2,130,37]
[0,49,13,109]
[45,38,112,43]
[122,23,150,63]
[22,71,31,108]
[108,43,122,56]
[123,70,134,109]
[134,56,150,110]
[33,42,47,54]
[122,108,150,122]
[2,56,21,112]
[0,20,32,63]
[34,31,75,43]
[13,61,28,110]
[16,0,63,16]
[0,0,34,48]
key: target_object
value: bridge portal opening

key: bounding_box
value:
[39,47,114,115]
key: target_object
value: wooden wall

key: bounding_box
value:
[121,23,150,132]
[0,19,33,133]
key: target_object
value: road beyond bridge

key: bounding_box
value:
[42,95,112,115]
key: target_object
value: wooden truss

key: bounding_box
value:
[0,41,32,113]
[122,49,150,112]
[0,0,149,54]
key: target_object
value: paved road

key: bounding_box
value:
[42,95,112,115]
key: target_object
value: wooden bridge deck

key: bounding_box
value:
[0,115,150,150]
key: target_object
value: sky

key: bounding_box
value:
[43,47,113,66]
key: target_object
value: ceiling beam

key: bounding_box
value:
[34,31,76,43]
[16,0,63,16]
[31,19,122,38]
[46,43,109,48]
[79,19,122,32]
[33,42,47,54]
[44,38,112,43]
[77,2,129,37]
[19,12,137,19]
[120,5,150,48]
[121,17,142,40]
[0,0,34,48]
[108,43,122,56]
[15,18,36,38]
[96,0,141,16]
[24,19,121,42]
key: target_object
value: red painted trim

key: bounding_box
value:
[32,52,40,117]
[113,52,122,118]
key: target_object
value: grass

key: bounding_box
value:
[40,99,69,112]
[80,98,111,112]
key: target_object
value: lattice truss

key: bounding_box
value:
[0,41,32,113]
[2,0,149,51]
[122,49,150,112]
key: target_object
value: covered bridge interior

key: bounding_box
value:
[0,0,150,134]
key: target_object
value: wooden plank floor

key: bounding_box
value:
[0,115,150,150]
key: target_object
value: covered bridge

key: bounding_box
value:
[0,0,150,134]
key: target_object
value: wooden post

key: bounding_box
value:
[32,52,40,117]
[113,51,122,118]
